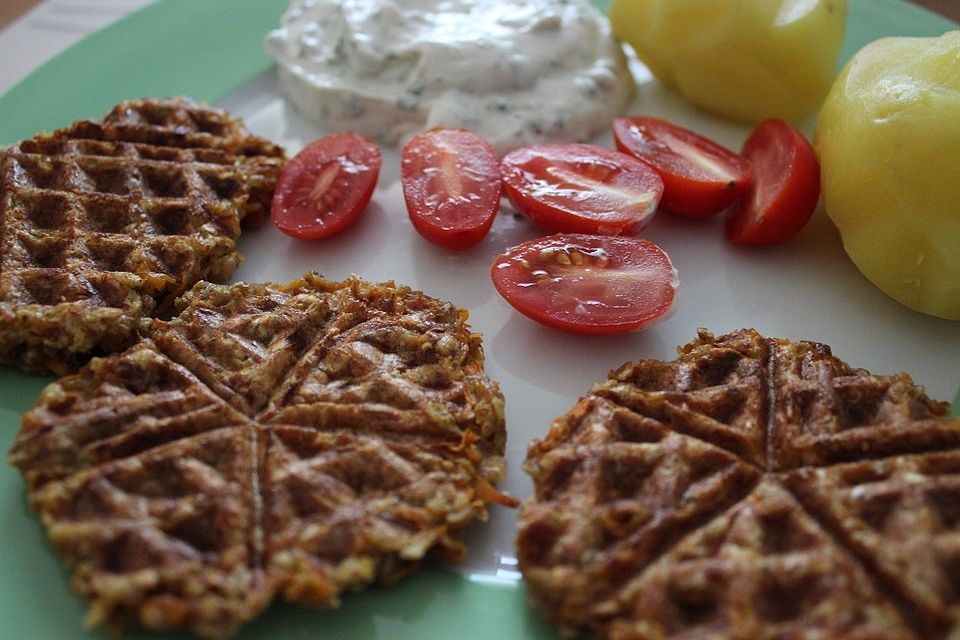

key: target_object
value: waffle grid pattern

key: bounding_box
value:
[9,273,507,638]
[0,97,284,374]
[518,328,960,639]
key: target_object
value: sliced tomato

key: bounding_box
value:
[500,144,664,236]
[400,128,501,250]
[613,116,753,218]
[726,119,821,246]
[271,132,382,240]
[491,234,678,335]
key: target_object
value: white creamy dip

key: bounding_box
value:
[265,0,633,154]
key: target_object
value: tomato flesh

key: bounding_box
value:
[401,129,502,249]
[726,119,821,246]
[500,144,664,236]
[613,116,753,218]
[271,132,382,240]
[491,234,678,335]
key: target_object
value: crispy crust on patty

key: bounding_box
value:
[518,328,960,639]
[0,97,284,374]
[9,273,509,638]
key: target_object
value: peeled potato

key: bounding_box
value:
[609,0,846,123]
[815,31,960,321]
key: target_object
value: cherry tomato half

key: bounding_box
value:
[401,129,501,250]
[500,144,664,236]
[726,119,821,246]
[271,132,382,240]
[491,234,678,335]
[613,116,753,218]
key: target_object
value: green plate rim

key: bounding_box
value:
[0,0,957,638]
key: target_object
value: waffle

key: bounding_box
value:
[0,97,285,374]
[8,273,510,638]
[517,328,960,639]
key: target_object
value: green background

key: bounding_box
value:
[0,0,957,638]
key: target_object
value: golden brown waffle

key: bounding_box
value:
[0,97,285,374]
[517,328,960,639]
[9,273,509,638]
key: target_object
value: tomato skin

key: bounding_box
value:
[500,144,664,236]
[270,132,382,240]
[400,129,502,250]
[726,119,821,246]
[613,116,753,218]
[491,234,678,335]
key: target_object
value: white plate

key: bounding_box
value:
[220,63,960,578]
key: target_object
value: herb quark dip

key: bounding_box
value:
[265,0,634,154]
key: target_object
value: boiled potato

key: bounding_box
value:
[609,0,846,123]
[815,31,960,321]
